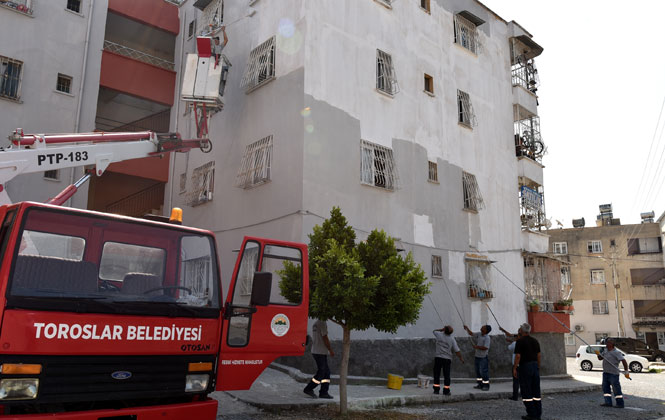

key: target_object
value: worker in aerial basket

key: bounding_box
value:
[211,25,228,65]
[595,338,629,408]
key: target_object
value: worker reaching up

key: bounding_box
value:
[432,325,464,396]
[463,324,491,390]
[211,26,228,65]
[595,338,629,408]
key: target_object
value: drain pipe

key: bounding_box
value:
[168,7,187,214]
[69,0,95,207]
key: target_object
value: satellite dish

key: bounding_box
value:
[544,219,552,229]
[556,219,563,228]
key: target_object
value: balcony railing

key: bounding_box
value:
[514,108,545,163]
[520,185,546,230]
[106,183,164,217]
[512,58,539,93]
[0,0,33,15]
[103,40,175,71]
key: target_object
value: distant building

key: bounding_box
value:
[549,205,665,355]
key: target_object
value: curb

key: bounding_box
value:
[270,363,573,386]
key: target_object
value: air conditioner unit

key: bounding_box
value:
[574,324,584,332]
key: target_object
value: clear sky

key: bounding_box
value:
[482,1,665,227]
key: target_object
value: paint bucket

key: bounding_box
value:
[387,373,403,390]
[417,374,430,388]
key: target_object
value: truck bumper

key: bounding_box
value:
[0,399,218,419]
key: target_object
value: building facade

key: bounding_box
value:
[167,0,564,374]
[548,215,665,355]
[0,0,179,215]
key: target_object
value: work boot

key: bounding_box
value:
[473,384,483,389]
[481,385,490,391]
[433,388,440,394]
[303,388,317,398]
[600,403,612,407]
[319,393,334,399]
[443,388,451,396]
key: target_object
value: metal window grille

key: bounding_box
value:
[454,14,480,54]
[553,242,568,254]
[587,240,602,253]
[590,269,605,284]
[428,161,438,182]
[66,0,81,13]
[0,56,23,101]
[43,170,59,180]
[519,185,546,229]
[360,140,399,190]
[199,0,224,35]
[240,37,276,92]
[457,90,476,127]
[56,74,72,94]
[431,255,442,278]
[462,172,484,211]
[376,49,399,95]
[510,39,540,92]
[466,259,492,298]
[514,105,545,162]
[592,300,609,315]
[189,161,215,206]
[236,135,273,189]
[103,41,175,71]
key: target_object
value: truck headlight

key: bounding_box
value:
[185,374,209,393]
[0,379,39,400]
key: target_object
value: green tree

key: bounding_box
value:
[281,207,430,414]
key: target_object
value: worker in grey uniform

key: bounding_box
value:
[464,324,491,390]
[303,319,334,399]
[432,325,464,395]
[595,338,629,408]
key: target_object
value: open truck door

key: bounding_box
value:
[216,237,309,390]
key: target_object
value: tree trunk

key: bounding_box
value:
[339,326,351,415]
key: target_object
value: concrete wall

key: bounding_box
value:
[548,223,665,355]
[277,332,566,379]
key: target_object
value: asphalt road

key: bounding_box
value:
[216,358,665,420]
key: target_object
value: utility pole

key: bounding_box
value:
[610,244,625,337]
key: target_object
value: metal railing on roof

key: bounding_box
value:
[103,40,175,71]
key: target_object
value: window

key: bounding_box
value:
[552,242,568,255]
[560,266,571,285]
[179,173,187,194]
[235,135,273,189]
[189,161,215,206]
[453,14,480,54]
[43,170,59,180]
[590,269,605,284]
[100,242,165,282]
[594,333,609,343]
[19,230,85,260]
[420,0,430,12]
[66,0,81,13]
[0,0,33,15]
[565,334,576,346]
[630,268,665,286]
[56,74,72,94]
[240,36,276,92]
[188,20,196,39]
[462,171,484,211]
[198,0,224,34]
[627,237,662,254]
[376,49,399,96]
[466,258,492,298]
[457,89,476,127]
[0,56,23,100]
[360,140,399,190]
[636,331,646,343]
[424,73,433,94]
[592,300,609,315]
[428,161,438,183]
[431,255,442,278]
[588,240,602,253]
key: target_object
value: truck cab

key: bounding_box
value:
[0,202,308,418]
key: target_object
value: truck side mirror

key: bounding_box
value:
[250,272,272,306]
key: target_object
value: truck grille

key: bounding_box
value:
[0,355,216,405]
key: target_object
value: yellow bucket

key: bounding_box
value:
[387,373,404,390]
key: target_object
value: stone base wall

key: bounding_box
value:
[276,333,566,379]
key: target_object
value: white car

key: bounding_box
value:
[576,345,651,373]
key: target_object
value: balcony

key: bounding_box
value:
[520,185,546,231]
[0,0,33,16]
[514,106,545,163]
[103,41,174,71]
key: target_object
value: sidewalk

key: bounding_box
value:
[219,365,602,411]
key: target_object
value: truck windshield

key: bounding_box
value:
[7,207,221,318]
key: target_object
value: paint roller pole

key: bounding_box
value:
[203,7,256,36]
[485,303,502,330]
[442,278,465,325]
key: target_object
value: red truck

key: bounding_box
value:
[0,201,309,418]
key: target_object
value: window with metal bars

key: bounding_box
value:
[457,89,476,127]
[376,49,399,96]
[236,135,273,189]
[428,161,438,183]
[466,258,492,299]
[462,171,483,211]
[66,0,81,13]
[431,255,442,278]
[198,0,223,34]
[360,140,398,190]
[56,74,72,94]
[453,14,480,54]
[0,56,23,100]
[240,36,275,92]
[189,161,215,206]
